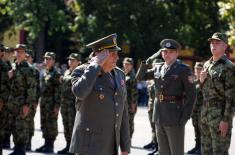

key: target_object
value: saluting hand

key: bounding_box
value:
[200,69,207,83]
[91,49,109,67]
[219,121,229,138]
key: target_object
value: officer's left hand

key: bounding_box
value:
[219,121,229,138]
[121,152,129,155]
[22,105,30,118]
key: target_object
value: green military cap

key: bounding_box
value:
[26,49,34,58]
[194,62,204,69]
[44,51,56,59]
[86,33,121,52]
[15,44,26,50]
[160,39,181,50]
[208,32,228,44]
[123,57,134,64]
[67,53,81,61]
[0,43,5,51]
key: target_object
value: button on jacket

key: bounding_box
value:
[69,62,130,155]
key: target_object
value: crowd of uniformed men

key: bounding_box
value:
[0,31,235,155]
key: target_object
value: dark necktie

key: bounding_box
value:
[108,72,115,88]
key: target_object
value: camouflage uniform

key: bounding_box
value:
[147,80,157,145]
[39,66,61,145]
[0,57,11,154]
[125,69,138,138]
[60,69,76,148]
[27,64,40,150]
[8,60,37,153]
[200,55,235,155]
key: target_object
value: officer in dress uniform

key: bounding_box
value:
[136,39,196,155]
[69,34,130,155]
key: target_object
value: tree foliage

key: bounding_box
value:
[218,0,235,46]
[0,0,229,62]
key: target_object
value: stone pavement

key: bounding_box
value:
[3,106,235,155]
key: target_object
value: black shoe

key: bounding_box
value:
[148,148,159,155]
[35,145,46,152]
[143,142,156,150]
[26,143,31,151]
[35,145,53,153]
[187,145,200,154]
[57,146,69,154]
[194,148,201,154]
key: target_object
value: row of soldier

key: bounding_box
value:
[0,43,139,155]
[1,31,235,155]
[0,43,83,155]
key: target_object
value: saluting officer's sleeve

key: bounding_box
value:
[136,62,154,81]
[180,67,196,124]
[120,101,131,152]
[71,63,101,100]
[222,67,235,122]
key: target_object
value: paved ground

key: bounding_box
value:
[3,106,235,155]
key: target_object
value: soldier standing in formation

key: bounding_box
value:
[36,52,61,153]
[25,49,40,151]
[136,39,196,155]
[143,51,162,155]
[69,34,130,155]
[200,32,235,155]
[57,53,81,154]
[8,44,37,155]
[0,44,11,155]
[122,57,138,139]
[187,62,204,154]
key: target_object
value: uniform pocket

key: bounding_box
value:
[77,125,103,153]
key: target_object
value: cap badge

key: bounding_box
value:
[165,42,171,48]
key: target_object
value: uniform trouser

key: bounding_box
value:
[11,107,29,145]
[200,118,231,155]
[157,125,185,155]
[0,105,8,151]
[60,99,76,143]
[191,114,201,144]
[128,111,136,138]
[148,106,157,143]
[0,105,8,137]
[40,98,58,140]
[28,103,37,137]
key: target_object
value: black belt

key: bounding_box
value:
[156,94,183,102]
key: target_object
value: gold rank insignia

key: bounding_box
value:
[99,94,104,100]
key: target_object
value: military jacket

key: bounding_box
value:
[69,63,130,155]
[60,69,75,101]
[136,60,196,125]
[201,55,235,122]
[125,69,138,111]
[0,59,11,103]
[40,66,61,106]
[10,60,37,106]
